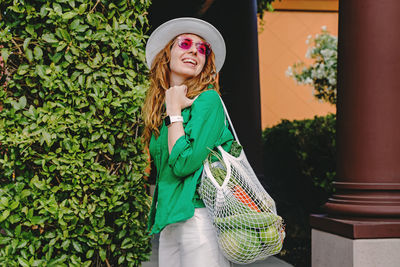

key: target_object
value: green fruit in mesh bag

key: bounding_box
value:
[259,226,283,255]
[214,212,279,229]
[219,228,261,261]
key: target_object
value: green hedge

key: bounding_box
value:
[0,0,151,266]
[262,114,336,267]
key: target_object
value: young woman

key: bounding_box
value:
[143,17,233,267]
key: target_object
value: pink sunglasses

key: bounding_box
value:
[176,37,211,56]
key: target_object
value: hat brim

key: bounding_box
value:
[145,17,226,72]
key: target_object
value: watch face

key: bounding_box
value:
[164,116,171,126]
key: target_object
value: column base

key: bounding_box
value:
[312,229,400,267]
[323,182,400,217]
[310,214,400,238]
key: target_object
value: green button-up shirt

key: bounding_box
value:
[148,90,233,234]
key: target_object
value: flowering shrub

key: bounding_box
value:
[286,27,338,105]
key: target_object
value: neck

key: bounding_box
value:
[169,73,186,87]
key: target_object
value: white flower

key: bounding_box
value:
[285,66,293,77]
[315,68,324,79]
[306,35,312,44]
[305,49,312,59]
[320,49,334,59]
[304,77,313,84]
[311,69,317,78]
[328,77,337,86]
[321,25,327,31]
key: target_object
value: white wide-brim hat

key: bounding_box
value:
[145,17,226,72]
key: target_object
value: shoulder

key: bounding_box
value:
[192,90,221,108]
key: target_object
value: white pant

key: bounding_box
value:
[159,208,231,267]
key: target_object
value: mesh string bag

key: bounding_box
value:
[198,97,285,264]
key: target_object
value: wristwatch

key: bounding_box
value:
[164,115,184,126]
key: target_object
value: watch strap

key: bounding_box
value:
[165,115,183,126]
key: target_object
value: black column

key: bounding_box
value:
[204,0,264,179]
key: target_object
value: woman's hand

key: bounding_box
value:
[165,85,198,154]
[165,85,196,115]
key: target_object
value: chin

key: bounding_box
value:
[181,70,200,79]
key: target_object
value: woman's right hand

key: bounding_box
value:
[165,85,197,115]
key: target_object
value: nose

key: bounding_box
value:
[188,44,198,55]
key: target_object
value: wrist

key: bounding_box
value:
[164,115,183,127]
[166,106,181,116]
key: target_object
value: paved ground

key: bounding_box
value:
[142,234,293,267]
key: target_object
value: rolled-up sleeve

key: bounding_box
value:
[168,90,225,178]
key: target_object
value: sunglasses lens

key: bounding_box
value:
[197,44,207,55]
[178,38,192,50]
[177,37,211,56]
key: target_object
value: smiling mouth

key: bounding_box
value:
[182,58,197,66]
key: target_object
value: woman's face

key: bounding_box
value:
[169,34,207,86]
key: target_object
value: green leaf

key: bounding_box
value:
[23,37,31,50]
[61,239,70,250]
[72,240,83,253]
[0,237,11,245]
[47,254,68,266]
[29,244,35,255]
[18,257,30,267]
[17,240,28,248]
[91,132,101,141]
[121,238,133,249]
[52,3,62,14]
[19,96,27,109]
[42,131,52,146]
[46,246,54,261]
[1,48,10,63]
[25,48,33,62]
[34,46,43,60]
[15,224,21,236]
[30,176,46,191]
[0,197,8,207]
[78,3,88,14]
[99,248,106,261]
[17,64,30,75]
[59,29,71,42]
[21,189,31,198]
[26,25,35,36]
[9,200,19,210]
[40,4,48,17]
[86,249,94,259]
[42,33,58,43]
[8,215,20,225]
[118,255,125,265]
[70,19,80,30]
[75,24,89,32]
[30,216,46,225]
[0,210,10,222]
[62,11,77,20]
[107,143,114,155]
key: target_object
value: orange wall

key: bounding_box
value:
[258,11,338,129]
